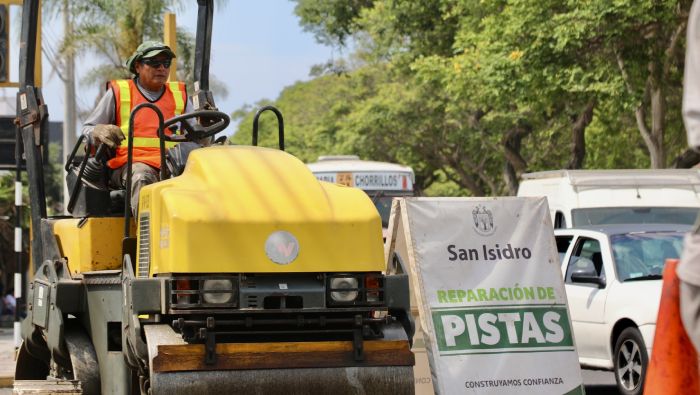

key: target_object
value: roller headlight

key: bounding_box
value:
[202,279,233,304]
[330,277,359,302]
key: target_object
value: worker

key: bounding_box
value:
[81,40,192,217]
[680,0,700,354]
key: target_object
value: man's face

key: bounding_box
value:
[135,54,172,91]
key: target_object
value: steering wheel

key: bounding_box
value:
[161,110,230,142]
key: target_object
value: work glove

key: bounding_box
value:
[91,124,125,149]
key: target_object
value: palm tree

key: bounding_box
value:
[45,0,228,100]
[56,0,190,84]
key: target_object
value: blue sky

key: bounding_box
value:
[5,1,336,132]
[178,1,336,115]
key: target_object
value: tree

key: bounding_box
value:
[294,0,374,47]
[287,0,694,197]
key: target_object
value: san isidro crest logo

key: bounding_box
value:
[472,204,496,236]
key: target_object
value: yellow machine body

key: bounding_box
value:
[53,217,126,274]
[136,146,385,276]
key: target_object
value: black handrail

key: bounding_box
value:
[124,103,164,238]
[252,105,285,151]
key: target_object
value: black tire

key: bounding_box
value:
[64,325,101,395]
[613,327,648,395]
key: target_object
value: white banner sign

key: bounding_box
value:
[389,197,583,395]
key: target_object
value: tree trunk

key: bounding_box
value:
[567,101,595,169]
[502,125,531,195]
[616,51,667,169]
[503,131,527,196]
[503,163,518,196]
[649,84,665,168]
[502,128,529,172]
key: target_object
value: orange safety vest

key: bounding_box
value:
[106,79,187,169]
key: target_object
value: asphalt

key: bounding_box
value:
[0,322,621,394]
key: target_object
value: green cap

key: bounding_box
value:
[125,41,176,74]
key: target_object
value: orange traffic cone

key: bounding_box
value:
[644,259,700,395]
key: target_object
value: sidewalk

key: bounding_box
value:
[0,327,15,388]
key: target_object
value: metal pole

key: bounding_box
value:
[62,0,76,213]
[13,118,22,348]
[164,13,177,81]
[194,0,213,91]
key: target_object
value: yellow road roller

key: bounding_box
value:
[12,1,414,393]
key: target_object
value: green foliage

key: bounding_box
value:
[423,170,468,197]
[237,0,694,195]
[293,0,374,47]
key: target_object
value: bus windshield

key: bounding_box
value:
[370,191,414,227]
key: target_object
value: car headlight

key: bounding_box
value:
[202,279,233,304]
[330,277,359,302]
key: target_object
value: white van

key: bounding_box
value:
[517,169,700,228]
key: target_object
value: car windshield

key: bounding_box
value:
[610,232,684,282]
[572,207,699,227]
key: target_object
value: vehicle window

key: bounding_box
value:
[571,207,699,227]
[373,196,393,227]
[554,212,566,229]
[611,232,684,281]
[369,192,413,227]
[555,235,574,264]
[365,191,413,228]
[565,237,605,284]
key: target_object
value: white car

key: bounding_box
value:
[554,224,688,395]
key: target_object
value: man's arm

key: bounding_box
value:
[82,89,126,150]
[81,89,116,136]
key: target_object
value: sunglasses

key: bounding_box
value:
[141,58,172,68]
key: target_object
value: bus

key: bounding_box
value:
[307,155,415,236]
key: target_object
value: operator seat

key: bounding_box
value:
[66,141,204,217]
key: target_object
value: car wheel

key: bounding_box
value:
[613,327,648,395]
